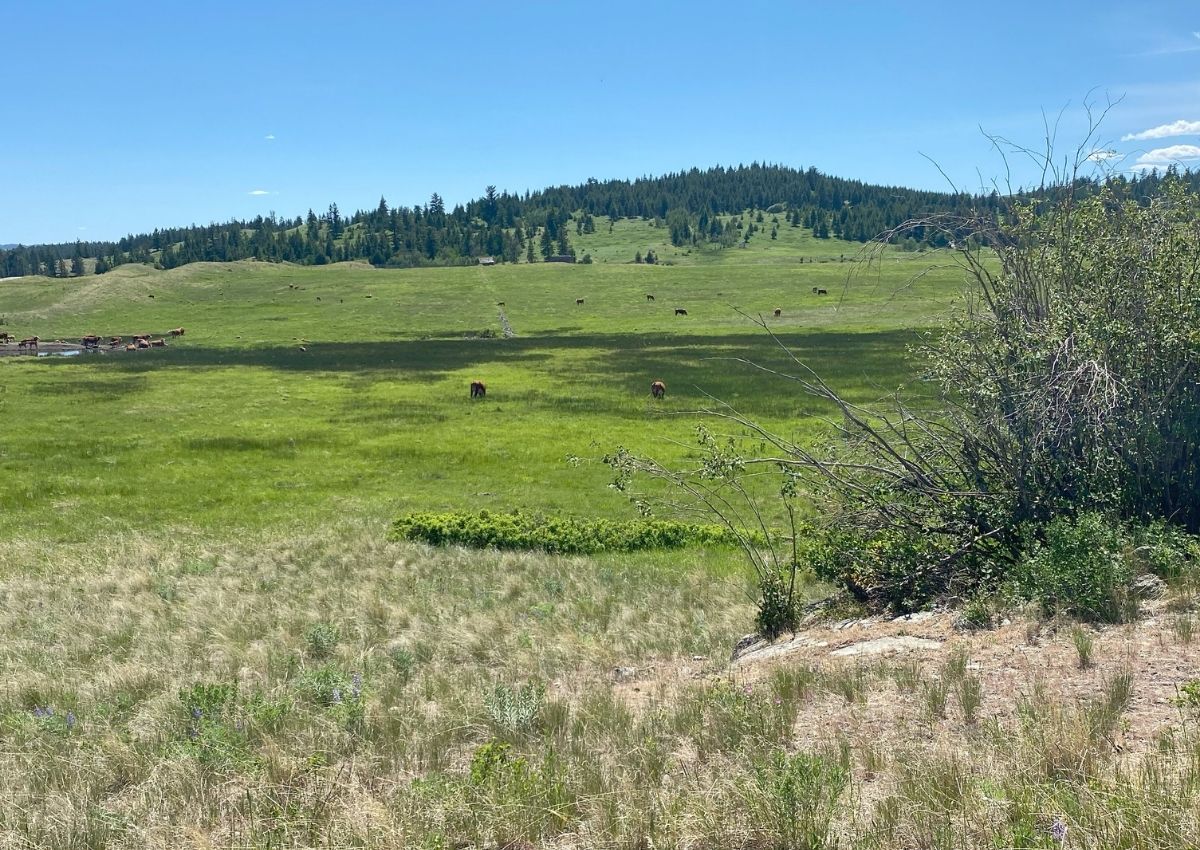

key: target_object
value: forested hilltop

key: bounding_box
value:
[2,162,1193,278]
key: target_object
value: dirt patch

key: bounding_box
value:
[607,601,1200,762]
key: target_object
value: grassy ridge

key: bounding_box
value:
[0,221,964,542]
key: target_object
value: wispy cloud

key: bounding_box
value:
[1121,119,1200,141]
[248,189,271,196]
[264,134,275,141]
[1130,144,1200,171]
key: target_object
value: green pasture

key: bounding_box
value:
[0,223,966,542]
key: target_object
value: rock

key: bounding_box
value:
[892,611,938,624]
[829,636,942,657]
[730,633,761,661]
[1131,574,1166,599]
[613,666,638,682]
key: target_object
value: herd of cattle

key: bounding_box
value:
[468,378,667,400]
[1,327,185,353]
[476,288,833,400]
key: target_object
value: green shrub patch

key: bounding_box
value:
[390,510,745,554]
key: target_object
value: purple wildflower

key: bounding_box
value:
[191,707,203,720]
[45,706,54,717]
[1050,818,1067,843]
[65,711,76,730]
[33,706,45,719]
[351,672,362,700]
[331,687,342,704]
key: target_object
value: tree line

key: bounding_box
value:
[2,163,1195,278]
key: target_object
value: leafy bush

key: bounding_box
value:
[304,622,340,659]
[484,681,545,735]
[1012,514,1135,623]
[390,510,745,554]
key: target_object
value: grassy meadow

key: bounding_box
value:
[0,218,961,543]
[7,218,1194,849]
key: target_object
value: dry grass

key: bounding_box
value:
[4,525,1200,848]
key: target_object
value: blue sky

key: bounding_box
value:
[3,0,1199,244]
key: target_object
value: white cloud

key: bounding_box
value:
[1129,144,1200,171]
[264,134,275,140]
[248,189,271,196]
[1121,119,1200,141]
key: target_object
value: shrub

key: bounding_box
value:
[390,510,746,555]
[748,748,848,850]
[484,681,545,736]
[1012,513,1135,622]
[304,622,340,659]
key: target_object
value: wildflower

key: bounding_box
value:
[774,697,782,705]
[191,707,203,720]
[331,687,342,704]
[1050,818,1067,843]
[32,707,45,719]
[65,711,76,730]
[351,672,362,700]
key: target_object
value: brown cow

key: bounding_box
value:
[169,327,185,336]
[109,336,123,347]
[470,380,486,399]
[125,343,138,352]
[650,380,666,399]
[150,338,167,347]
[0,332,12,343]
[18,336,38,351]
[81,335,101,349]
[137,338,151,349]
[674,308,688,316]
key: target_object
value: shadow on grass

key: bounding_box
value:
[24,329,926,415]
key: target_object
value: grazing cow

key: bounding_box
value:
[125,343,137,352]
[18,336,38,351]
[150,338,167,347]
[470,380,486,399]
[812,287,819,294]
[497,301,505,307]
[817,288,828,295]
[675,308,688,316]
[646,294,655,301]
[169,327,185,336]
[0,333,12,343]
[650,380,666,399]
[576,298,585,305]
[773,308,782,317]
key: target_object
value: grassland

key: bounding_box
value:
[8,218,1193,849]
[0,217,961,543]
